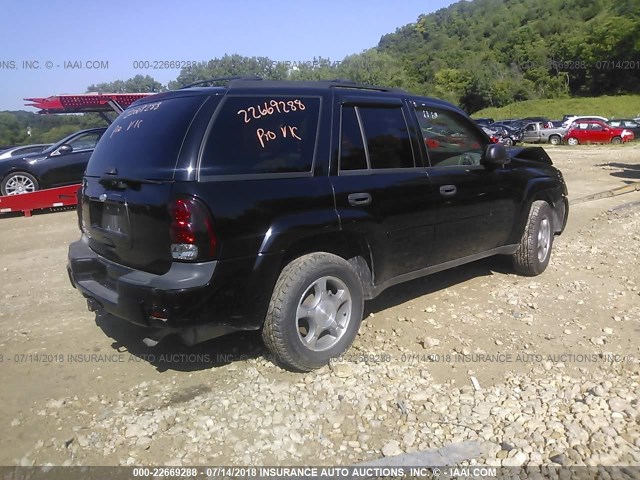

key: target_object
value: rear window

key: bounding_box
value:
[87,95,208,179]
[200,96,321,176]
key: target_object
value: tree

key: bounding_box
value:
[169,54,288,89]
[87,75,165,93]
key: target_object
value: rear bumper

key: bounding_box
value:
[67,236,245,344]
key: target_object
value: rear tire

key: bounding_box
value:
[549,135,561,145]
[1,171,39,196]
[611,136,622,145]
[512,201,554,276]
[262,253,364,371]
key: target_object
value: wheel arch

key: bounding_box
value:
[279,231,375,299]
[509,180,568,244]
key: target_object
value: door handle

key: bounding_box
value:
[439,185,457,197]
[348,193,372,206]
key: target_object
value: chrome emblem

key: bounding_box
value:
[99,194,107,202]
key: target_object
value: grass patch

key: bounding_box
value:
[474,95,640,121]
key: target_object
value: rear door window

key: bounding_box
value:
[87,95,209,180]
[339,105,415,172]
[200,96,321,176]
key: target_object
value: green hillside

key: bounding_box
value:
[377,0,640,112]
[474,95,640,120]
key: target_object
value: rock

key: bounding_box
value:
[495,339,504,346]
[602,327,614,335]
[125,424,146,438]
[45,398,65,409]
[136,436,152,449]
[566,423,589,447]
[608,398,630,414]
[420,337,440,349]
[500,442,515,451]
[329,362,353,378]
[10,418,21,427]
[502,451,527,466]
[381,440,403,457]
[550,453,565,465]
[402,431,416,447]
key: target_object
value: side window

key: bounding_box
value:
[358,107,415,169]
[68,132,102,151]
[201,96,321,176]
[415,107,485,167]
[339,106,367,170]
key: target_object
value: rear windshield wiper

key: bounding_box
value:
[99,175,164,188]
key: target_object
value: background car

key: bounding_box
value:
[564,120,633,145]
[608,119,640,139]
[490,123,524,146]
[0,144,52,160]
[562,115,609,128]
[0,128,106,196]
[474,117,495,127]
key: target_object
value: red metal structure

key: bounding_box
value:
[0,184,80,217]
[24,93,152,114]
[1,93,154,217]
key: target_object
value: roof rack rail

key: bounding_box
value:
[323,79,400,92]
[180,76,263,89]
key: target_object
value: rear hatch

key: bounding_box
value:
[81,93,213,275]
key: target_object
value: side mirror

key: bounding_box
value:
[56,144,73,155]
[483,143,509,168]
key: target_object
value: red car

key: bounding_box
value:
[564,120,634,145]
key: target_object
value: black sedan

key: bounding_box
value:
[0,128,106,196]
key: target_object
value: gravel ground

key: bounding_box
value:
[1,145,639,467]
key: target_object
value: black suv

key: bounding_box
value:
[67,79,568,371]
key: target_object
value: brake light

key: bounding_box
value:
[170,197,217,261]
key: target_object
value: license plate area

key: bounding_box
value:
[89,195,131,245]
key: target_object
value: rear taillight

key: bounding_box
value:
[170,197,217,261]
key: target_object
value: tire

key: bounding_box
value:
[512,201,554,276]
[262,252,364,372]
[566,137,579,146]
[1,171,39,196]
[501,137,513,147]
[611,136,622,145]
[549,135,561,145]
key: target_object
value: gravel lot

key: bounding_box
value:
[0,145,639,467]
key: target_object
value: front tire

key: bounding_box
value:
[567,137,579,146]
[512,201,554,276]
[262,253,364,371]
[1,171,39,196]
[611,136,622,145]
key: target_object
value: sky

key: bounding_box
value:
[0,0,455,111]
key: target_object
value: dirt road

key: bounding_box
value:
[1,145,638,467]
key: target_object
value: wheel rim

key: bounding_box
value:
[568,138,578,145]
[537,217,551,262]
[550,137,559,145]
[296,276,352,352]
[4,175,36,195]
